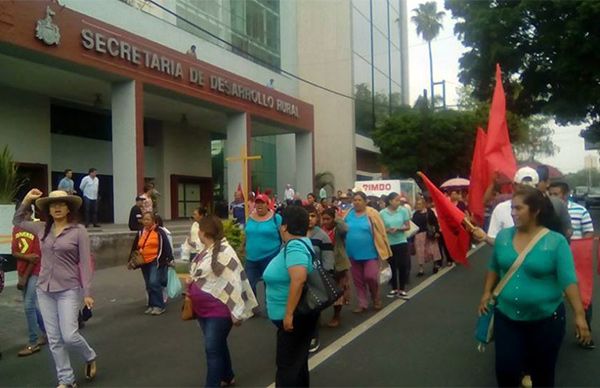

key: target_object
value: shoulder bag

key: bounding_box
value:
[127,230,152,270]
[285,239,343,315]
[475,228,549,351]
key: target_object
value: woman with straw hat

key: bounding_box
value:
[14,189,97,388]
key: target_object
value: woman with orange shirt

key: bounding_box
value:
[130,212,174,315]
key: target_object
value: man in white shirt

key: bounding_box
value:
[284,184,295,204]
[79,168,100,227]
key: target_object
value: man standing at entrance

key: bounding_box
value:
[57,169,76,195]
[80,168,100,227]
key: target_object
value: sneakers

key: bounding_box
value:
[386,290,398,299]
[150,307,166,316]
[17,344,41,357]
[57,384,78,388]
[398,291,410,300]
[309,338,320,353]
[144,307,153,315]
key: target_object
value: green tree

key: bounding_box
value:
[411,2,446,107]
[372,100,531,184]
[514,115,558,162]
[445,0,600,142]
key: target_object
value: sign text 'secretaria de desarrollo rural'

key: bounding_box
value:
[81,29,299,118]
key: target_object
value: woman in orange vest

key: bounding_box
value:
[130,212,174,315]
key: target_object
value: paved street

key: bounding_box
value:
[2,240,600,386]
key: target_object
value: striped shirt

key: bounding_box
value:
[568,201,594,239]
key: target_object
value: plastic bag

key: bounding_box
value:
[167,267,183,299]
[180,240,191,262]
[378,262,392,285]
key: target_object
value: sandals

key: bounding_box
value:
[327,318,340,328]
[221,377,236,387]
[373,301,383,310]
[85,359,97,380]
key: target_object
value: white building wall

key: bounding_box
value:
[62,0,300,96]
[296,0,355,192]
[0,87,51,185]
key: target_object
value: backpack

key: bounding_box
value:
[284,239,342,315]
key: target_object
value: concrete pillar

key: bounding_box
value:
[112,80,143,224]
[226,113,249,204]
[295,132,313,197]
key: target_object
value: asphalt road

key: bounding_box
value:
[1,242,600,387]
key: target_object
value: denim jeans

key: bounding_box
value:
[37,288,96,385]
[141,262,166,309]
[83,197,98,226]
[23,275,45,345]
[245,257,273,297]
[198,317,234,388]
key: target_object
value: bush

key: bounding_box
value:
[223,218,245,264]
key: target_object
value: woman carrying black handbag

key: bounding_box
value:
[412,197,442,276]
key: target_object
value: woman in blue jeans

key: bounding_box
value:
[12,204,47,357]
[14,189,96,388]
[244,194,282,300]
[129,212,173,315]
[478,186,591,387]
[188,216,258,387]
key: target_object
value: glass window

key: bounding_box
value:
[374,66,390,126]
[352,0,371,18]
[352,7,371,62]
[372,0,389,37]
[373,29,389,83]
[251,136,277,192]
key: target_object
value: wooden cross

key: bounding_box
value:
[226,146,262,221]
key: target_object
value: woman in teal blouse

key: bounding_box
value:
[478,186,591,387]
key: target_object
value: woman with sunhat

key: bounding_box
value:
[14,189,97,388]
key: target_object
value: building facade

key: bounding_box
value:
[0,0,408,223]
[0,0,313,223]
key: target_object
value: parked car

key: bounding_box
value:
[572,186,590,205]
[585,187,600,208]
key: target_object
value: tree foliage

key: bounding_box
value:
[411,2,446,42]
[372,101,529,184]
[514,115,558,162]
[445,0,600,141]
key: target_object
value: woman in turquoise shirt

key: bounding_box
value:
[379,192,411,299]
[244,194,282,298]
[478,187,591,387]
[263,206,317,387]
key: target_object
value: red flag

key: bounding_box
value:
[484,64,517,182]
[468,127,488,226]
[418,172,471,265]
[571,238,596,310]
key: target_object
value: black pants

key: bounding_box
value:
[438,235,453,264]
[274,313,319,387]
[389,243,410,290]
[494,304,565,387]
[83,197,98,226]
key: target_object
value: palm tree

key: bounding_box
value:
[411,2,445,108]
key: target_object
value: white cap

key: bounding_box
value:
[513,167,539,187]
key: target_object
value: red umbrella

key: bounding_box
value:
[440,177,470,189]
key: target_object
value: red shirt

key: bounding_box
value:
[12,226,42,276]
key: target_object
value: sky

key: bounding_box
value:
[405,0,596,174]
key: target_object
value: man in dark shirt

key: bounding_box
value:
[128,196,144,231]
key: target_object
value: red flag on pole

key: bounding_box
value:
[468,127,489,226]
[484,64,517,183]
[418,172,471,265]
[571,238,596,310]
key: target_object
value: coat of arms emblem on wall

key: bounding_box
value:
[35,6,60,46]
